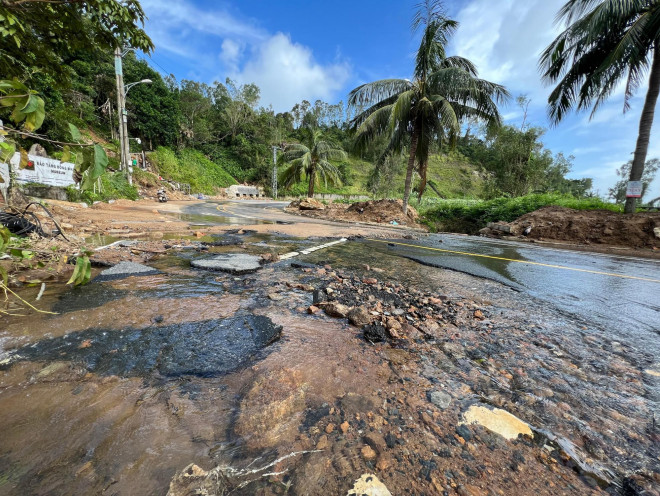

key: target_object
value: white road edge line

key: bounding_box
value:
[280,238,347,260]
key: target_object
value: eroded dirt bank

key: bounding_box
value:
[1,232,658,495]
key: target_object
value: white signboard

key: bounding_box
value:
[626,180,643,198]
[8,152,76,187]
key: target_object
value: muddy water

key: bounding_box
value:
[0,238,386,495]
[0,235,658,495]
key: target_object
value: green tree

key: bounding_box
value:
[608,158,659,203]
[0,0,153,84]
[280,128,347,197]
[540,0,660,213]
[348,0,508,213]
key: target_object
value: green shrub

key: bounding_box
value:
[421,194,621,233]
[66,172,138,204]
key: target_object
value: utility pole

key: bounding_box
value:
[272,145,278,199]
[114,47,134,185]
[114,47,126,173]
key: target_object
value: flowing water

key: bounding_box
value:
[0,233,658,495]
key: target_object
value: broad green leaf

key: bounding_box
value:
[67,256,91,286]
[21,94,39,113]
[0,265,7,288]
[61,145,71,163]
[0,141,15,162]
[68,123,82,142]
[23,96,45,131]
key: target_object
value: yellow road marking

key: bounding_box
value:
[367,239,660,283]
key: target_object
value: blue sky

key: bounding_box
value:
[137,0,660,198]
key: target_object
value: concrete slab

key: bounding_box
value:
[191,253,263,274]
[94,261,159,283]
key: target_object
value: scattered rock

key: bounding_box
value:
[316,435,329,450]
[348,306,372,326]
[325,423,335,434]
[340,421,350,434]
[363,322,388,342]
[363,432,387,454]
[361,445,377,461]
[319,302,352,318]
[427,390,452,409]
[307,305,321,315]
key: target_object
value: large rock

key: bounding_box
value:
[460,404,532,440]
[191,254,262,274]
[347,474,392,496]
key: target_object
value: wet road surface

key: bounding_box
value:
[361,235,660,358]
[185,200,660,355]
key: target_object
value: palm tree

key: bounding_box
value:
[540,0,660,214]
[348,0,509,214]
[280,128,347,197]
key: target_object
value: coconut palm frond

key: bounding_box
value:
[350,93,400,128]
[354,104,395,152]
[348,79,412,109]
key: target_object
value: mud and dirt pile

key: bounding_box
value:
[287,199,421,227]
[484,206,660,249]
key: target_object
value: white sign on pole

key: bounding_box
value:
[626,181,643,198]
[8,152,76,187]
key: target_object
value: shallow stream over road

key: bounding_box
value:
[0,224,659,495]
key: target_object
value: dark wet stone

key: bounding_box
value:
[94,261,159,283]
[191,254,262,274]
[456,424,473,441]
[363,323,387,343]
[3,315,282,378]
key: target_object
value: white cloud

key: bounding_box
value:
[140,0,265,43]
[451,0,565,103]
[140,0,351,111]
[220,39,244,73]
[230,33,351,112]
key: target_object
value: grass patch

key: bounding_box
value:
[421,194,620,233]
[66,172,138,204]
[149,147,237,195]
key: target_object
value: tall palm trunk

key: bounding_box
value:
[625,44,660,214]
[417,159,428,202]
[403,126,420,215]
[307,167,316,197]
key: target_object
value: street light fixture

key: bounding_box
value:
[124,79,152,94]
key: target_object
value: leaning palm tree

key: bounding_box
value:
[280,128,347,197]
[540,0,660,214]
[348,0,509,214]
